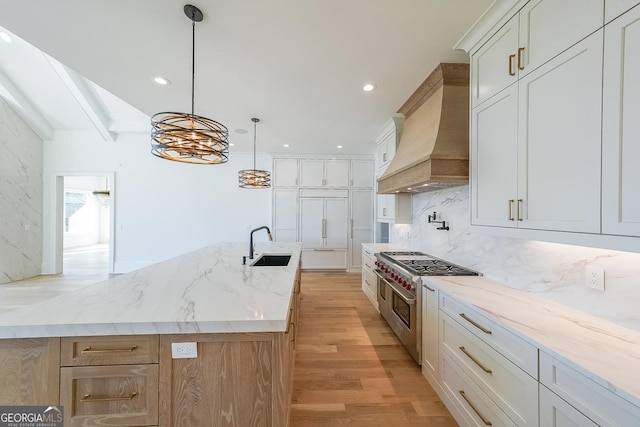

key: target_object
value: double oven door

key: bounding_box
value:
[375,270,420,364]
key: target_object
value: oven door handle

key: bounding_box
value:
[375,270,416,305]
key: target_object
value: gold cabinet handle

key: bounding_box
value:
[459,346,493,374]
[81,392,137,402]
[518,47,525,70]
[459,390,492,426]
[285,308,294,334]
[517,199,523,221]
[508,199,515,221]
[508,54,516,76]
[425,285,435,292]
[459,313,492,335]
[290,322,296,342]
[81,345,138,354]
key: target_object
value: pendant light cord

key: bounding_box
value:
[253,120,257,169]
[190,14,196,117]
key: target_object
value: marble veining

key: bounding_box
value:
[390,185,640,331]
[0,97,43,284]
[0,242,301,338]
[428,275,640,408]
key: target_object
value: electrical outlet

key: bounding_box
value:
[585,266,605,291]
[171,342,198,359]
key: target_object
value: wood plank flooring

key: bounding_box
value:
[290,271,458,427]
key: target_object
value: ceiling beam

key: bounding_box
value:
[0,70,54,140]
[43,53,116,143]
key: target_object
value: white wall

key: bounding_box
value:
[390,185,640,331]
[0,97,43,284]
[43,130,272,273]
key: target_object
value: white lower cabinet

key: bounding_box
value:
[361,246,377,308]
[540,351,640,426]
[539,385,598,427]
[301,249,347,270]
[441,353,517,427]
[421,282,439,385]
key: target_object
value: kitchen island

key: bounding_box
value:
[0,242,302,427]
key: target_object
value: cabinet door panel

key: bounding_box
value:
[471,84,519,227]
[519,0,603,78]
[350,190,373,268]
[273,189,298,242]
[471,16,519,107]
[325,159,350,187]
[299,198,324,248]
[272,158,298,187]
[325,198,349,248]
[602,7,640,236]
[540,386,598,427]
[517,32,602,233]
[351,159,374,188]
[299,159,324,187]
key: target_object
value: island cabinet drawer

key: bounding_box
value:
[441,312,539,427]
[60,364,159,426]
[439,291,538,378]
[441,352,517,427]
[540,351,640,426]
[61,335,159,366]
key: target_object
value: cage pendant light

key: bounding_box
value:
[150,4,229,164]
[239,118,271,188]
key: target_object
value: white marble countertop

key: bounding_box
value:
[425,275,640,408]
[362,242,408,253]
[0,242,301,339]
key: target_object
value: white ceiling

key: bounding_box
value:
[0,0,491,155]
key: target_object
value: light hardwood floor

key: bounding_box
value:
[290,271,458,427]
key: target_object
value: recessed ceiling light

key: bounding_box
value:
[283,144,290,148]
[234,129,248,135]
[337,145,343,149]
[362,83,376,92]
[229,143,236,146]
[153,76,170,85]
[0,32,12,43]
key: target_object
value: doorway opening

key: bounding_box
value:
[61,174,114,277]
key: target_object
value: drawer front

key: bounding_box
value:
[540,384,598,427]
[61,335,159,366]
[441,312,539,427]
[362,246,375,260]
[439,291,538,377]
[362,267,377,295]
[60,364,159,426]
[540,351,640,426]
[441,353,518,427]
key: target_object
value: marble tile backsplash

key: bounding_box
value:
[390,185,640,331]
[0,98,43,284]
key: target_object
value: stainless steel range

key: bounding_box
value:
[374,251,479,364]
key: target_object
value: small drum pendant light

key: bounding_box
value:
[239,118,271,188]
[151,4,229,164]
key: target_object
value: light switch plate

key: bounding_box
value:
[171,342,198,359]
[585,266,605,291]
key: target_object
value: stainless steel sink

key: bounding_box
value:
[250,254,292,267]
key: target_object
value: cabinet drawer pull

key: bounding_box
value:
[517,47,525,70]
[365,263,372,269]
[365,279,371,287]
[459,313,492,335]
[424,285,435,292]
[508,199,515,221]
[285,308,294,334]
[81,345,138,354]
[517,199,523,221]
[508,54,516,76]
[459,346,492,374]
[81,392,137,402]
[459,390,492,426]
[290,322,296,342]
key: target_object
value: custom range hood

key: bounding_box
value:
[378,63,470,194]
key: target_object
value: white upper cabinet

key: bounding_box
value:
[350,159,374,188]
[471,84,519,228]
[471,0,604,108]
[272,158,298,187]
[605,0,640,23]
[471,4,604,233]
[299,159,349,188]
[517,32,603,233]
[602,5,640,237]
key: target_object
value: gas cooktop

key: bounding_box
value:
[378,251,480,277]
